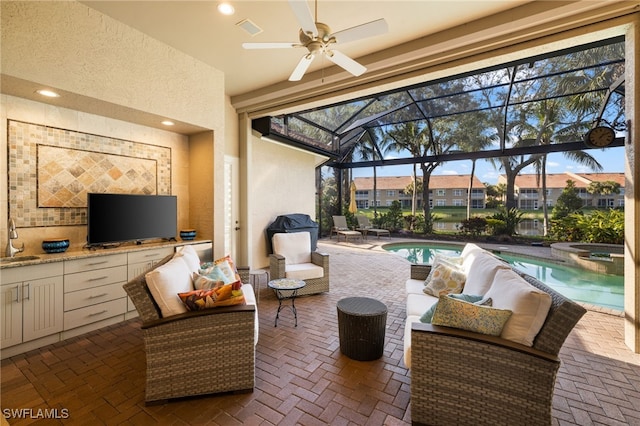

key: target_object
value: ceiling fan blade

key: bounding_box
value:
[331,18,388,44]
[326,50,366,77]
[288,0,317,36]
[289,54,315,81]
[242,42,299,49]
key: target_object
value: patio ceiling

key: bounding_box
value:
[252,37,626,169]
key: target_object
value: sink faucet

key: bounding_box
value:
[6,218,24,258]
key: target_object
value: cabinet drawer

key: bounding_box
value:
[64,254,127,274]
[64,283,126,311]
[128,248,173,264]
[1,262,63,283]
[63,298,127,330]
[65,265,127,293]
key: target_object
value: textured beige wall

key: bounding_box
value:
[189,132,214,243]
[249,133,322,269]
[1,1,224,130]
[0,95,190,254]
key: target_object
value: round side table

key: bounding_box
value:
[336,297,387,361]
[268,278,306,327]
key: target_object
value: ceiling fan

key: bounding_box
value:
[242,0,388,81]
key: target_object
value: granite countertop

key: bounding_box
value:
[0,239,211,269]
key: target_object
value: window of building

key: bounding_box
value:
[436,199,446,207]
[471,199,484,209]
[387,190,395,197]
[453,189,463,196]
[453,199,463,206]
[436,189,446,196]
[597,198,615,207]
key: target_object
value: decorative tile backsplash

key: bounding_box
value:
[8,120,171,227]
[37,145,158,208]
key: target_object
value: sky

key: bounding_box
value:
[351,146,626,185]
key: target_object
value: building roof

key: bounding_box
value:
[498,172,625,189]
[353,175,485,191]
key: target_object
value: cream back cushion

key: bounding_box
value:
[272,232,312,265]
[145,257,192,317]
[462,251,509,296]
[484,268,553,346]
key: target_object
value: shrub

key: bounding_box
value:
[459,217,488,237]
[487,207,524,236]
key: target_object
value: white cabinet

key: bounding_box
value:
[1,263,64,349]
[127,247,174,312]
[63,254,128,330]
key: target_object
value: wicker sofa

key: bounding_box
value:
[405,244,586,425]
[124,253,258,404]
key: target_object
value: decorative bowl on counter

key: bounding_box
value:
[180,229,197,241]
[42,238,70,253]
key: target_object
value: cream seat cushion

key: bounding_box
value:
[285,263,324,280]
[272,232,312,265]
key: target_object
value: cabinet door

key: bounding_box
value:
[22,276,64,342]
[0,283,23,348]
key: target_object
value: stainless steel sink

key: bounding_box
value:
[0,255,41,263]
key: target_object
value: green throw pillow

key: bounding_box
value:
[431,294,512,336]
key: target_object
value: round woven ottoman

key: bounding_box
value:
[336,297,388,361]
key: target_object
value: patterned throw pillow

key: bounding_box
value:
[423,254,463,286]
[178,281,245,311]
[199,255,240,285]
[192,272,226,290]
[431,294,512,336]
[423,261,467,297]
[420,294,483,323]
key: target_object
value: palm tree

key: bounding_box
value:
[384,121,437,232]
[352,130,385,218]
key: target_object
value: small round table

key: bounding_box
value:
[268,278,306,327]
[337,297,387,361]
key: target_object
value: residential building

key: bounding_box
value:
[498,172,626,210]
[353,175,486,209]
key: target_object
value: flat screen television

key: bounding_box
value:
[87,193,177,247]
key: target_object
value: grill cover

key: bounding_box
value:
[266,213,319,254]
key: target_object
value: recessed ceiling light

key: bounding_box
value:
[36,89,60,98]
[161,120,175,126]
[217,3,235,15]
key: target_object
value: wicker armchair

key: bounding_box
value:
[270,232,329,296]
[123,255,256,404]
[409,264,587,426]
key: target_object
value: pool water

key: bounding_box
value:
[385,243,624,311]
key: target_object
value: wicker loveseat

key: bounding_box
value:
[405,244,587,425]
[124,253,257,404]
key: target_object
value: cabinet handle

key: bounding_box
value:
[22,283,30,301]
[12,285,20,303]
[87,260,109,266]
[88,310,108,317]
[88,276,109,281]
[144,253,157,258]
[88,293,108,299]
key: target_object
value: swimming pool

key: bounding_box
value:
[384,243,624,311]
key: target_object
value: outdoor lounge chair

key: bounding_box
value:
[355,215,391,239]
[330,215,362,242]
[270,231,330,295]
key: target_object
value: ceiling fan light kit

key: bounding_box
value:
[242,0,388,81]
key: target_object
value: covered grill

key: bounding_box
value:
[266,213,319,254]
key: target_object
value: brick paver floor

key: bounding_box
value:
[1,238,639,425]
